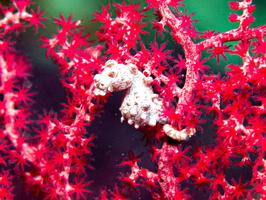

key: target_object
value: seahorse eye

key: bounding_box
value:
[108,71,117,78]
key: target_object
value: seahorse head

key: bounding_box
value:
[94,60,137,96]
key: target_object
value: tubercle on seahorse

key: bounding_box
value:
[94,60,195,141]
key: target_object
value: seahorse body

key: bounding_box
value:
[94,60,195,141]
